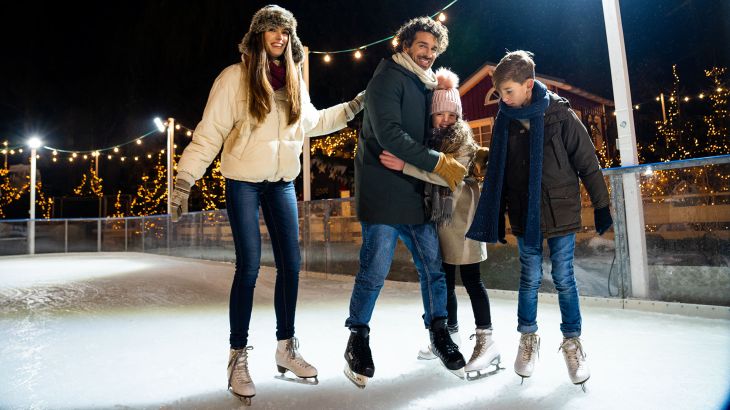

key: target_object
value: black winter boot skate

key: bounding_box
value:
[344,327,375,388]
[429,318,466,378]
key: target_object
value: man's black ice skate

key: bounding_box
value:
[344,327,375,388]
[429,318,466,379]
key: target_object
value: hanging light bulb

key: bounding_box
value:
[354,50,362,59]
[136,139,143,145]
[175,124,181,130]
[52,150,58,156]
[699,93,705,99]
[147,154,152,159]
[134,156,139,161]
[121,157,126,162]
[83,154,88,160]
[683,96,689,102]
[186,131,192,137]
[392,37,398,47]
[72,152,78,158]
[634,105,640,110]
[18,148,23,153]
[68,157,73,162]
[438,12,446,22]
[113,147,119,153]
[107,154,112,160]
[52,157,57,162]
[323,54,331,63]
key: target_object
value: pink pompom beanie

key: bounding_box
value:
[430,67,462,118]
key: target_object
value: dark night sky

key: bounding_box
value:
[0,0,728,196]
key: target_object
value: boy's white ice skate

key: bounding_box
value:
[465,328,504,380]
[560,337,590,392]
[275,337,318,385]
[514,333,540,384]
[228,346,255,405]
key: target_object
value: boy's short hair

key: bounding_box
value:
[395,17,449,54]
[493,50,536,89]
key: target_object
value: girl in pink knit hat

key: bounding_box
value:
[380,67,501,380]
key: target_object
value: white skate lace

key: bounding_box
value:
[559,338,586,369]
[520,333,540,362]
[229,346,253,385]
[286,337,313,369]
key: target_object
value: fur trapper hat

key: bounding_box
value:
[238,5,304,64]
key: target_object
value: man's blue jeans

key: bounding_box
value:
[516,233,581,338]
[226,179,300,349]
[346,222,448,329]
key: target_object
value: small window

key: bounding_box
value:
[484,87,501,106]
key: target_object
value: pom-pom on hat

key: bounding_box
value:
[431,67,462,118]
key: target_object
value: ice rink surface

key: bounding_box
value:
[1,253,728,410]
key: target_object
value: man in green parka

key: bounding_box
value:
[343,17,468,388]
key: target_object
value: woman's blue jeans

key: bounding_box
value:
[225,179,300,349]
[516,233,581,338]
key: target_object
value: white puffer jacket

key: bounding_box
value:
[176,61,349,185]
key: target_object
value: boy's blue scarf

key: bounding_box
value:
[466,80,550,247]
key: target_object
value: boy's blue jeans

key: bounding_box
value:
[516,233,582,338]
[225,179,300,349]
[346,222,448,329]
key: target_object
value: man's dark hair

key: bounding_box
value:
[395,17,449,54]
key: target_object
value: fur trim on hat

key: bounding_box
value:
[238,5,304,64]
[435,67,459,90]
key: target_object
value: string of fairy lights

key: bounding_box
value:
[0,119,195,165]
[310,0,458,63]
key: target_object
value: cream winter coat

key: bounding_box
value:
[176,61,349,185]
[403,147,488,265]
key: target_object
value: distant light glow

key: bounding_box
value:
[27,136,42,149]
[154,117,166,132]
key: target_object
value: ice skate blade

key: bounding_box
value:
[417,353,437,360]
[275,373,319,385]
[465,360,505,381]
[343,364,368,389]
[574,376,589,392]
[449,367,466,379]
[228,389,254,406]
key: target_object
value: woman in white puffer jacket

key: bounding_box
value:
[168,5,363,403]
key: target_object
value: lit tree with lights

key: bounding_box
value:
[0,168,27,218]
[73,165,103,198]
[130,153,167,215]
[199,157,226,210]
[703,67,729,154]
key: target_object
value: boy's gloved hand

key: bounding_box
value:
[433,152,467,191]
[498,212,507,244]
[594,206,613,235]
[344,90,366,121]
[473,146,489,177]
[170,179,191,222]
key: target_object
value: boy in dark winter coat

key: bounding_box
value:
[466,50,613,389]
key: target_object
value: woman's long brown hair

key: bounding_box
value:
[245,32,301,125]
